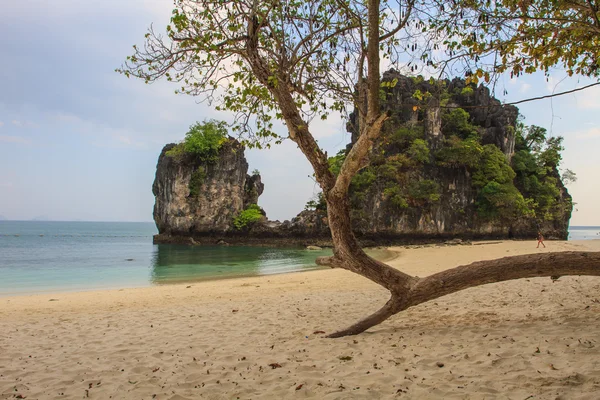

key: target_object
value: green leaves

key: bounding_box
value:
[327,150,347,176]
[471,145,516,188]
[436,136,483,169]
[511,121,569,221]
[166,120,228,163]
[435,0,600,80]
[188,167,206,197]
[233,204,264,230]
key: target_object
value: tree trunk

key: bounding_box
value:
[318,224,600,337]
[243,1,600,340]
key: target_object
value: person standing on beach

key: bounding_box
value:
[537,231,546,248]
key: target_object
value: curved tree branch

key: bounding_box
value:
[406,251,600,307]
[327,295,401,338]
[328,251,600,337]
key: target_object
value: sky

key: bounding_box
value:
[0,0,598,225]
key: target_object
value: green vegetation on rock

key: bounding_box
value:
[338,96,570,227]
[166,120,229,163]
[305,192,327,211]
[512,124,571,221]
[233,204,263,230]
[188,167,206,197]
[441,108,479,139]
[166,120,229,198]
[436,136,483,168]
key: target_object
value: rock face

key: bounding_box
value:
[153,139,263,236]
[153,73,572,244]
[344,71,571,239]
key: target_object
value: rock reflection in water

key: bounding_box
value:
[150,244,332,284]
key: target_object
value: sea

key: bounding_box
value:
[0,221,597,296]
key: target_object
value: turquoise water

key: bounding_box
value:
[0,221,332,296]
[569,226,600,241]
[0,221,596,296]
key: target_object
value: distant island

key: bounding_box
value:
[152,73,572,246]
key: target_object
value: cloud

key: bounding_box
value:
[577,86,600,110]
[0,135,32,145]
[574,127,600,139]
[519,83,531,93]
[115,135,146,148]
[52,112,84,125]
[0,182,13,188]
[91,132,147,149]
[545,76,560,93]
[50,111,148,148]
[0,121,4,127]
[10,119,39,128]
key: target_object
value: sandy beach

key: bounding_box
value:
[1,240,600,399]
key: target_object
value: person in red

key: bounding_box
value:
[537,231,546,248]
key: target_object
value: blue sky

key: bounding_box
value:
[0,0,598,225]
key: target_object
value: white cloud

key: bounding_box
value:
[49,111,148,148]
[10,119,39,128]
[0,182,13,188]
[574,127,600,139]
[53,112,84,124]
[578,86,600,110]
[545,76,559,93]
[519,83,531,93]
[116,135,146,148]
[2,0,170,21]
[91,131,147,149]
[0,135,32,145]
[0,121,4,127]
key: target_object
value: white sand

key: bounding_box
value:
[1,240,600,399]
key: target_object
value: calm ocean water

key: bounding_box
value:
[0,221,335,296]
[0,221,597,296]
[568,226,600,240]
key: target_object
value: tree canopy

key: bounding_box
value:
[434,0,600,82]
[120,0,600,338]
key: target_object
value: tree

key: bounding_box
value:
[166,119,229,162]
[119,0,600,337]
[435,0,600,82]
[562,169,577,186]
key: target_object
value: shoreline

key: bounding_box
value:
[1,240,596,300]
[2,239,599,399]
[2,239,596,304]
[0,245,400,299]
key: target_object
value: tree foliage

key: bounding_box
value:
[167,120,229,162]
[441,108,478,139]
[512,123,571,221]
[305,192,327,211]
[233,204,264,229]
[188,167,206,197]
[433,0,600,82]
[120,0,593,338]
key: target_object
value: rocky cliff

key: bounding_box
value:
[342,71,571,239]
[153,138,263,237]
[153,73,572,244]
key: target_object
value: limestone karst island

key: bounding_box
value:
[154,74,572,246]
[1,1,600,399]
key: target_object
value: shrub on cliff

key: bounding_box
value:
[188,167,206,197]
[233,204,263,230]
[166,120,229,163]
